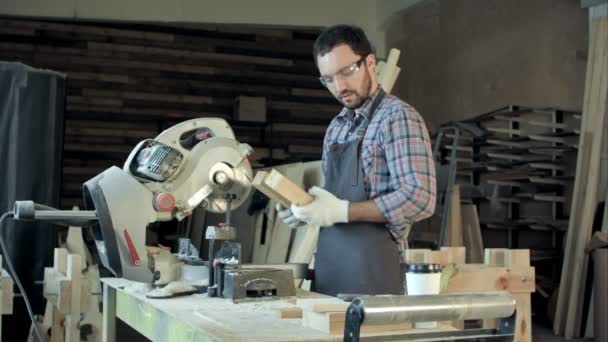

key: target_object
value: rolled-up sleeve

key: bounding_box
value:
[373,106,436,235]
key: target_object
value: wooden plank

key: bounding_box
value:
[486,127,524,135]
[266,163,306,264]
[481,249,532,342]
[486,179,524,187]
[252,169,313,207]
[556,15,608,338]
[65,254,82,342]
[529,162,565,171]
[303,310,412,334]
[445,265,535,294]
[533,194,566,203]
[513,293,532,342]
[461,205,483,263]
[564,17,608,338]
[445,185,463,247]
[528,176,571,185]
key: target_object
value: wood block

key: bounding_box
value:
[303,311,412,335]
[295,297,347,312]
[445,265,535,294]
[279,307,303,318]
[252,169,313,207]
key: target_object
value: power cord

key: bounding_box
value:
[0,211,45,342]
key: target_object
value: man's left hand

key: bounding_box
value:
[290,186,349,227]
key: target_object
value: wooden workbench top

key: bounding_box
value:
[101,278,452,341]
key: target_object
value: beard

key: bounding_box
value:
[336,67,373,110]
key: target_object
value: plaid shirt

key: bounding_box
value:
[322,88,436,251]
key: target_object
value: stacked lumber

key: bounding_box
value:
[0,17,338,208]
[554,14,608,338]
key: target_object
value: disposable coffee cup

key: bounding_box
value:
[405,263,442,328]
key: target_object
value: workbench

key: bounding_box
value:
[101,278,454,342]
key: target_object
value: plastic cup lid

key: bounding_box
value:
[405,263,442,273]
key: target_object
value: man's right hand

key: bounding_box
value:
[276,203,306,228]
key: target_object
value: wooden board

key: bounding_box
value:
[461,204,483,263]
[252,169,313,207]
[445,185,463,247]
[302,310,412,335]
[482,249,531,342]
[266,163,306,264]
[555,15,608,338]
[444,265,535,294]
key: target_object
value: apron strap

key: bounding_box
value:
[353,87,386,186]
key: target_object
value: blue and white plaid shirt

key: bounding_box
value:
[322,88,436,251]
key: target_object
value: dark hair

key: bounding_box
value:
[313,25,374,62]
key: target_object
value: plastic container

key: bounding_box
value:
[405,263,442,328]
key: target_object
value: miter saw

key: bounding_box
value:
[12,118,298,300]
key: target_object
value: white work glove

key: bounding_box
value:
[276,203,306,229]
[290,186,349,227]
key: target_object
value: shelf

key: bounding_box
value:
[528,176,572,185]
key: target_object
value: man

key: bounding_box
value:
[277,25,436,296]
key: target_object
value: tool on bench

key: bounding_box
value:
[205,193,296,300]
[9,118,299,302]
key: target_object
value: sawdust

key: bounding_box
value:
[218,256,239,265]
[122,281,152,295]
[146,281,196,298]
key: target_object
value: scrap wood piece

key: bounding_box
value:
[296,297,348,312]
[279,307,303,319]
[1,255,13,315]
[302,310,412,334]
[252,169,313,207]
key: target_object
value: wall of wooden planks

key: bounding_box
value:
[0,17,339,209]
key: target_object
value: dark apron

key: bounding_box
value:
[314,89,404,296]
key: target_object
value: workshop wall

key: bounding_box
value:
[384,0,588,130]
[0,18,337,209]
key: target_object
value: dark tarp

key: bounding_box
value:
[0,62,65,341]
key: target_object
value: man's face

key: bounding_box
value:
[316,44,376,109]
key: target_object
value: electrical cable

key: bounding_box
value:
[0,211,45,342]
